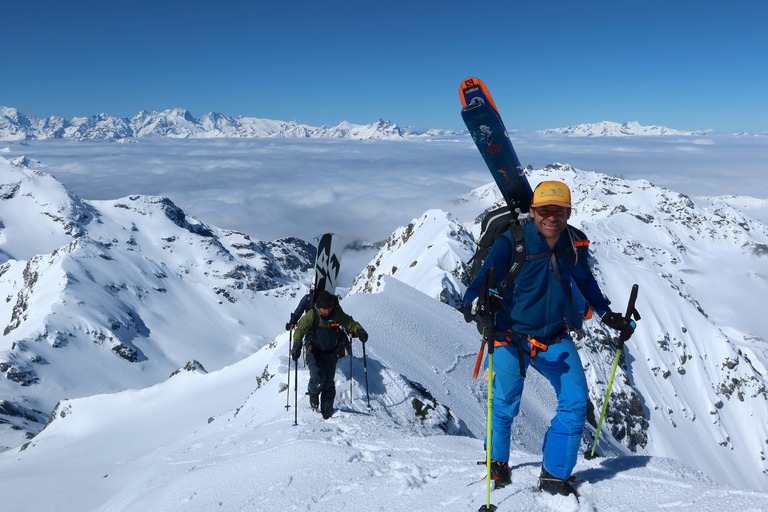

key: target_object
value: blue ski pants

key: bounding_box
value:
[489,336,588,480]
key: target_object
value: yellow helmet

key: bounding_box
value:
[532,181,571,208]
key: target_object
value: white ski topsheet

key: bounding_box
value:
[313,233,342,298]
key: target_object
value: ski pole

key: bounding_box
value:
[293,358,299,426]
[349,347,353,403]
[362,340,371,409]
[478,267,498,512]
[286,330,293,411]
[588,284,639,459]
[478,333,497,512]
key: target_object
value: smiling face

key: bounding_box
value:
[530,206,571,248]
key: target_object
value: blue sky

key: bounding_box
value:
[3,0,766,132]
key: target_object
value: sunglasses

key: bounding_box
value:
[531,206,569,217]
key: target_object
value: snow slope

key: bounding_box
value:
[2,281,766,511]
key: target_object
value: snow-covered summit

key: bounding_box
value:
[2,272,767,511]
[544,121,705,137]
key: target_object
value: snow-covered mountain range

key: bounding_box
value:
[543,121,707,137]
[0,106,453,141]
[1,154,768,508]
[2,106,726,141]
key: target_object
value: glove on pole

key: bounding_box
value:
[588,284,640,459]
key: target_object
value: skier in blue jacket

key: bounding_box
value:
[462,180,634,496]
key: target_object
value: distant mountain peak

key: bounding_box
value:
[543,121,706,137]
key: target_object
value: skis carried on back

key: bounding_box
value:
[312,233,342,303]
[460,77,533,217]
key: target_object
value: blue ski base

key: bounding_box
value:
[462,101,532,216]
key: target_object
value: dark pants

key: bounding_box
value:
[306,349,338,414]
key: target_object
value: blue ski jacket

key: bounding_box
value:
[463,221,612,338]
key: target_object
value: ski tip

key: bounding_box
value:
[460,77,499,115]
[460,77,483,105]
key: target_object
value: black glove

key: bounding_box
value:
[357,328,368,343]
[601,312,635,342]
[285,322,293,331]
[462,303,474,323]
[290,342,302,361]
[475,312,495,340]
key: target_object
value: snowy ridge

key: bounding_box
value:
[2,106,712,141]
[543,163,768,491]
[0,106,454,141]
[350,209,475,307]
[0,160,316,449]
[543,121,705,137]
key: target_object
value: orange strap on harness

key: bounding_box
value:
[492,330,565,378]
[527,337,549,358]
[493,335,549,355]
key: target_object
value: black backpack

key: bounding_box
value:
[306,309,351,354]
[468,207,527,290]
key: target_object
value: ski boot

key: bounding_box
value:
[538,467,578,497]
[490,460,511,489]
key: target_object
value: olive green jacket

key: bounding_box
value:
[292,306,363,348]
